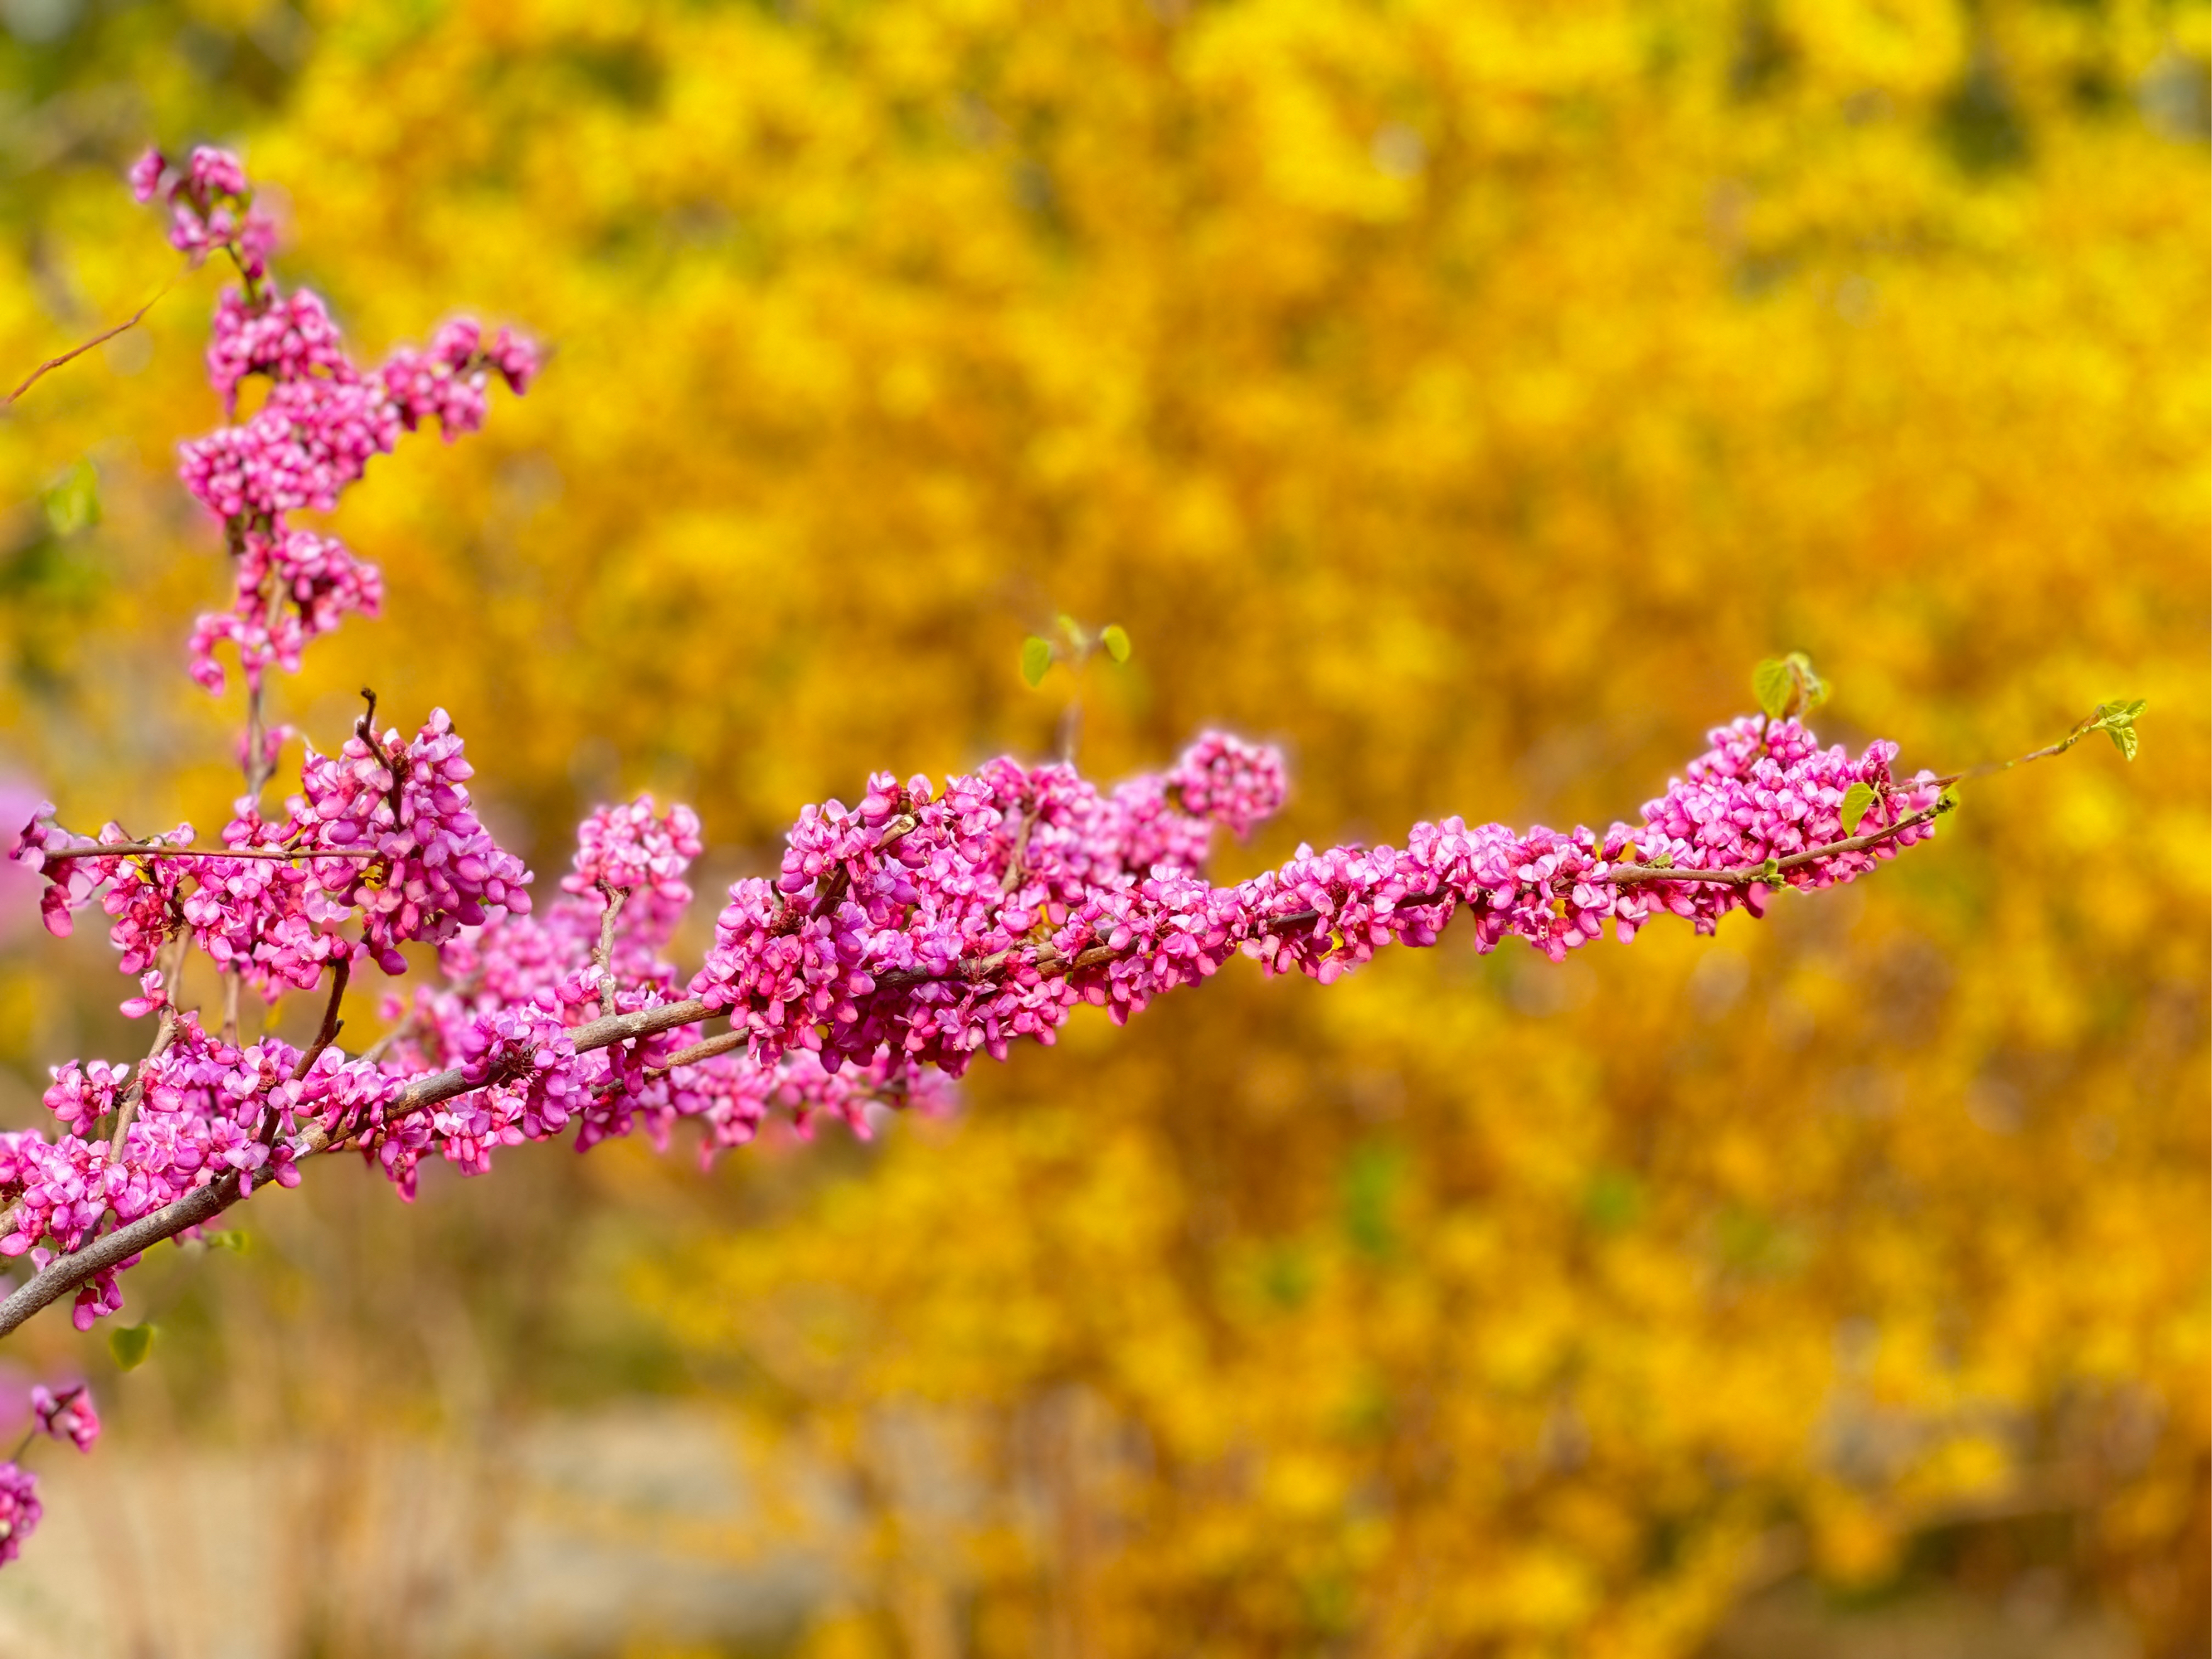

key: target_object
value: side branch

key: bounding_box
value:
[0,995,717,1340]
[37,844,379,864]
[1599,800,1946,886]
[4,270,180,409]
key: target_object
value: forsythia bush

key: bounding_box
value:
[0,1,2205,1655]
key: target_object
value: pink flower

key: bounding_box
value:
[0,1463,41,1565]
[128,148,167,205]
[30,1384,99,1453]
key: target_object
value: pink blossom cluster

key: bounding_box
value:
[30,1384,100,1454]
[563,795,705,938]
[289,708,534,971]
[187,527,385,691]
[686,718,1938,1074]
[140,146,536,693]
[0,1462,38,1565]
[133,145,275,278]
[15,709,532,995]
[1168,731,1290,839]
[368,795,951,1193]
[2,1014,409,1326]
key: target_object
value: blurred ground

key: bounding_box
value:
[0,1399,2146,1659]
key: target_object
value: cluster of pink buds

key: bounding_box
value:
[17,707,533,997]
[1168,732,1290,839]
[0,1380,100,1566]
[564,795,705,937]
[132,146,275,278]
[137,144,537,694]
[0,1462,39,1566]
[30,1384,100,1454]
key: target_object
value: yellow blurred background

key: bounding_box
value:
[0,1,2204,1655]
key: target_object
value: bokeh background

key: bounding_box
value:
[0,2,2205,1655]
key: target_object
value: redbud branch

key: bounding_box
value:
[1928,712,2103,790]
[999,800,1034,894]
[0,993,721,1339]
[36,844,377,863]
[0,712,2093,1340]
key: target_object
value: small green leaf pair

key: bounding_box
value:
[1020,617,1131,687]
[2087,698,2148,761]
[1752,651,1829,722]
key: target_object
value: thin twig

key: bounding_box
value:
[999,800,1035,894]
[593,883,627,1019]
[289,956,351,1082]
[4,269,182,409]
[36,842,373,863]
[648,1027,747,1073]
[105,1008,177,1165]
[106,934,190,1163]
[810,814,917,918]
[354,687,406,828]
[244,682,273,800]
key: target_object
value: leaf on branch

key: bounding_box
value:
[2091,698,2147,761]
[1101,623,1131,664]
[109,1323,158,1370]
[1839,781,1877,837]
[1753,651,1830,720]
[1020,636,1054,688]
[1752,658,1793,719]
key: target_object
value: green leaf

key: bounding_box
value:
[1839,781,1877,837]
[205,1228,250,1254]
[109,1323,157,1371]
[1752,658,1793,719]
[1019,635,1053,688]
[1753,652,1830,720]
[2108,722,2139,761]
[43,459,100,538]
[1100,623,1131,664]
